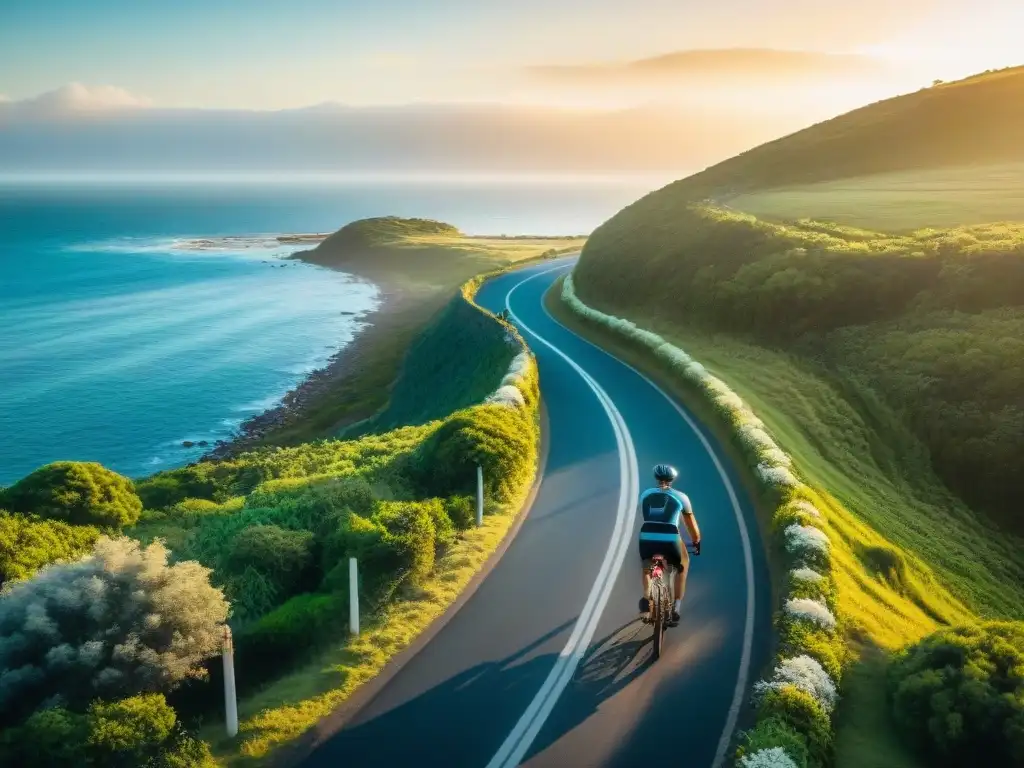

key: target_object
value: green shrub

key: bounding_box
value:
[236,592,343,674]
[246,474,375,517]
[444,495,476,530]
[170,497,225,516]
[182,519,317,621]
[0,694,214,768]
[0,511,99,585]
[320,512,404,604]
[0,537,228,725]
[88,693,177,753]
[418,498,455,550]
[889,621,1024,767]
[374,500,437,586]
[0,705,89,765]
[4,461,142,529]
[88,695,215,767]
[227,524,314,588]
[414,404,536,505]
[737,716,810,768]
[757,685,833,768]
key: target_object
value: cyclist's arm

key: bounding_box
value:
[680,496,701,545]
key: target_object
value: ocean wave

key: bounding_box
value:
[232,393,284,413]
[65,234,320,260]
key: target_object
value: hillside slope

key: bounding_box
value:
[576,66,1024,561]
[573,65,1024,768]
[676,65,1024,198]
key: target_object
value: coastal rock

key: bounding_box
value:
[198,440,209,446]
[182,440,195,448]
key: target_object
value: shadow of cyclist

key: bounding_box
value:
[300,617,655,768]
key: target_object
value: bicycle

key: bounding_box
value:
[644,543,700,661]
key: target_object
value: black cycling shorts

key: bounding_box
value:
[639,537,684,570]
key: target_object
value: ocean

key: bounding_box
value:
[0,176,663,485]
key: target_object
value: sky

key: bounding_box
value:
[2,0,1023,110]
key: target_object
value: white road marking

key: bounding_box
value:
[538,266,757,768]
[484,266,640,768]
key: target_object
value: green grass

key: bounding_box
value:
[832,646,922,768]
[727,163,1024,231]
[599,314,1024,625]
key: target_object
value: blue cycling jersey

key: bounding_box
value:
[637,487,693,542]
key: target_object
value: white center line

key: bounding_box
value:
[484,266,640,768]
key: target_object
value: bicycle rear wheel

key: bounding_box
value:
[651,580,666,660]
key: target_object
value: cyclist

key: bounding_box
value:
[638,464,701,625]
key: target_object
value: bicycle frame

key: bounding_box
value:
[645,544,699,661]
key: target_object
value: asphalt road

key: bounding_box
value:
[303,259,771,768]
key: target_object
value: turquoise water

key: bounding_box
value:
[0,178,655,484]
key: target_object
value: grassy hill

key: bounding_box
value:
[297,216,583,288]
[244,218,583,445]
[574,67,1024,766]
[666,65,1024,199]
[577,68,1024,531]
[728,162,1024,231]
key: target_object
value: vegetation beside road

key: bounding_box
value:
[1,259,543,766]
[557,274,948,768]
[574,65,1024,767]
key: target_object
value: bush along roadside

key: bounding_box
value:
[208,270,539,761]
[561,273,846,768]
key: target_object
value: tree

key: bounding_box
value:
[0,537,229,725]
[0,694,215,767]
[889,621,1024,766]
[4,461,142,529]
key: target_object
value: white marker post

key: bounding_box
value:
[222,625,238,737]
[476,465,484,527]
[349,557,359,636]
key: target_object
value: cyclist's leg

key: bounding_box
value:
[638,540,655,612]
[669,538,688,623]
[672,538,690,601]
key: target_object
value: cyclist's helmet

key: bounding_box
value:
[653,464,678,483]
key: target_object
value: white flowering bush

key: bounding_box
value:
[485,352,533,409]
[0,537,228,725]
[739,747,800,768]
[560,272,846,767]
[791,567,824,583]
[785,598,837,630]
[784,523,831,568]
[499,351,531,388]
[738,424,778,452]
[485,384,526,408]
[757,463,800,488]
[754,655,838,712]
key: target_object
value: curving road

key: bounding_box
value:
[302,258,771,768]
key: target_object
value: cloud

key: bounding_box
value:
[3,83,152,116]
[528,48,888,86]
